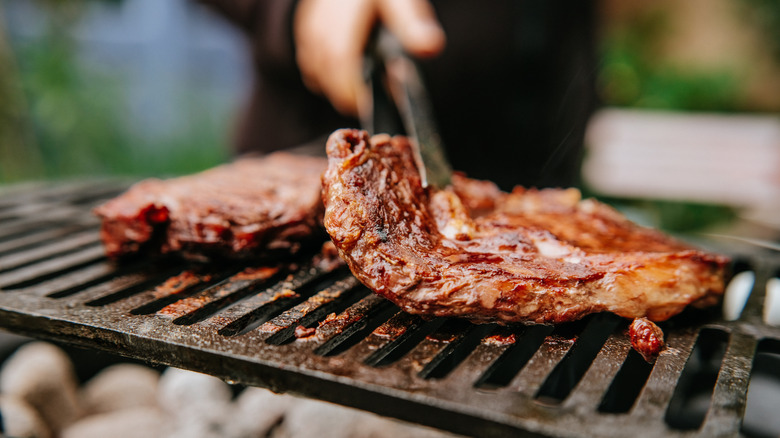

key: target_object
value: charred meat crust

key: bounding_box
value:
[629,317,666,361]
[95,152,327,261]
[322,129,729,325]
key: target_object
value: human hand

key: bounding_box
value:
[294,0,445,116]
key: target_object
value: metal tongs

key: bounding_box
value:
[360,29,453,189]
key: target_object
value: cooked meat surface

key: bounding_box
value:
[322,129,729,324]
[629,317,665,361]
[95,153,327,260]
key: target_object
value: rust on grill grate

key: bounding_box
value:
[0,181,779,438]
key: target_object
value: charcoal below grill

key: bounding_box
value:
[1,181,779,438]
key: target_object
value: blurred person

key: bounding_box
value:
[200,0,596,190]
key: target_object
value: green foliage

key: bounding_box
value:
[1,8,228,184]
[16,33,135,179]
[587,194,738,233]
[643,200,737,233]
[598,8,742,112]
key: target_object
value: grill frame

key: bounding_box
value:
[1,181,779,438]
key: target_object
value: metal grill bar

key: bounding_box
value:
[215,263,339,337]
[441,327,516,385]
[563,333,632,413]
[394,318,472,377]
[0,224,93,256]
[263,275,363,343]
[159,266,285,324]
[418,322,496,380]
[0,231,100,272]
[0,245,106,289]
[508,327,578,397]
[700,331,756,436]
[0,182,779,438]
[26,261,127,297]
[362,313,440,367]
[0,221,72,242]
[631,328,699,422]
[313,293,392,356]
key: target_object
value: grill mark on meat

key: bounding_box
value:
[321,129,729,325]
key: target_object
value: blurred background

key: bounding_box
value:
[0,0,779,234]
[0,0,248,182]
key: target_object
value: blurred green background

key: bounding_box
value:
[0,0,238,183]
[599,0,780,112]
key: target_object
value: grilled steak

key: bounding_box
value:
[322,129,729,324]
[95,153,327,260]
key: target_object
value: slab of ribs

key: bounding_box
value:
[96,130,730,360]
[321,129,729,357]
[94,152,327,261]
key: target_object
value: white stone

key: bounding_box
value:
[223,387,297,438]
[0,395,51,438]
[0,342,82,433]
[157,367,232,415]
[270,397,459,438]
[61,407,169,438]
[81,363,160,415]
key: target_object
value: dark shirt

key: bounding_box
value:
[200,0,596,190]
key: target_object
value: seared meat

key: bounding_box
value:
[629,317,665,362]
[95,153,327,260]
[322,129,729,324]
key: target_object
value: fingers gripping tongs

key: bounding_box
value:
[360,29,453,189]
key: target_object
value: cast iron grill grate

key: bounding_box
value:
[1,181,779,438]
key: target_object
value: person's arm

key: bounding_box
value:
[201,0,445,117]
[294,0,444,116]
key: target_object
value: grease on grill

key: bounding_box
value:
[263,275,365,345]
[314,297,398,357]
[483,332,517,347]
[476,325,553,389]
[420,322,497,379]
[373,313,418,339]
[232,266,282,282]
[294,325,317,339]
[157,265,281,321]
[151,271,211,299]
